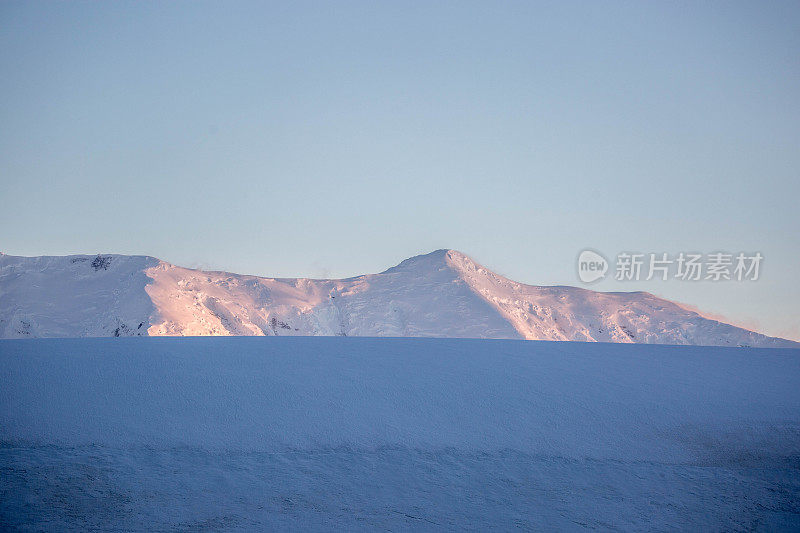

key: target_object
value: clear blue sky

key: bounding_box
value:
[1,1,798,340]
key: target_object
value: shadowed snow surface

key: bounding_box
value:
[1,337,799,530]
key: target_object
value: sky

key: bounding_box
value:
[1,1,798,340]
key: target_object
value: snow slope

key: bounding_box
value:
[0,254,157,338]
[0,250,795,347]
[1,337,799,530]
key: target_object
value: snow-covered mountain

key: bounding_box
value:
[0,249,795,347]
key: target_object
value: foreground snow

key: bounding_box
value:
[1,250,796,347]
[1,337,799,530]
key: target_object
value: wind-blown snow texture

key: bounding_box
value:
[1,337,799,530]
[1,250,795,347]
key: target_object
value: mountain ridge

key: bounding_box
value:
[0,250,796,347]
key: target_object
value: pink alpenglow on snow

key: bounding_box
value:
[0,250,796,347]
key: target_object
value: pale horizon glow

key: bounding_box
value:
[1,1,798,340]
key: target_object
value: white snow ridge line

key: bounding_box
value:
[0,250,796,347]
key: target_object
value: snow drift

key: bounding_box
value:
[1,337,798,529]
[0,250,795,347]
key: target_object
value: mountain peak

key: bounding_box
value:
[1,251,796,347]
[378,249,485,278]
[382,249,462,273]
